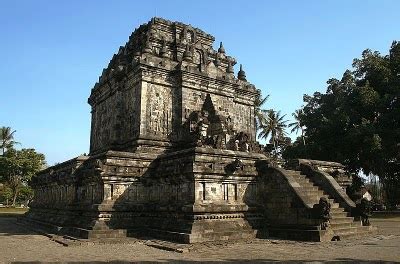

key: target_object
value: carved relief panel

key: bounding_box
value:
[233,102,253,136]
[146,84,172,137]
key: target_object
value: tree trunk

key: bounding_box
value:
[8,175,20,207]
[301,129,306,146]
[12,189,18,207]
[272,138,277,157]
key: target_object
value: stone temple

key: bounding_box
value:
[25,18,376,243]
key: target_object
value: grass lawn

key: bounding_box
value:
[0,207,28,217]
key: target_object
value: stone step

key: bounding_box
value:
[331,207,345,213]
[330,217,354,225]
[298,186,322,193]
[330,219,357,230]
[331,211,351,218]
[287,170,334,196]
[304,196,340,208]
[330,222,354,229]
[298,181,321,189]
[286,169,356,222]
[289,173,309,180]
[286,171,309,178]
[331,226,359,235]
[311,192,328,198]
[286,172,307,179]
[302,185,321,191]
[88,229,127,239]
[285,170,301,175]
[327,198,336,204]
[88,229,127,235]
[300,190,325,197]
[294,178,314,185]
[331,203,340,209]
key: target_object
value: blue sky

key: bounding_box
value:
[1,0,399,165]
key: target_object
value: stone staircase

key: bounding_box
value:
[284,169,376,240]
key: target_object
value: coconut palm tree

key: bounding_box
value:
[254,90,270,131]
[288,109,306,146]
[258,109,288,154]
[0,127,19,155]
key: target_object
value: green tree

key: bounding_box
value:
[258,109,288,156]
[0,148,46,206]
[17,185,34,205]
[0,127,19,156]
[254,90,270,131]
[288,109,306,146]
[0,185,13,206]
[285,41,400,206]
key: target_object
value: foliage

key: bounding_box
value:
[254,90,290,157]
[288,109,306,146]
[0,127,19,156]
[254,89,270,130]
[0,185,13,205]
[284,41,400,206]
[258,109,289,156]
[17,185,34,204]
[0,148,46,206]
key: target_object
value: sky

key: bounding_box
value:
[0,0,399,165]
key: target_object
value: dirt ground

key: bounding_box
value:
[0,217,399,263]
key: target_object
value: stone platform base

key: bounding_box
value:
[19,215,377,244]
[20,212,264,244]
[131,226,258,244]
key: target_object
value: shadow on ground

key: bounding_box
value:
[2,217,400,263]
[0,217,37,236]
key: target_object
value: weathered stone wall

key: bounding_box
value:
[28,18,267,243]
[88,17,258,154]
[29,148,266,239]
[181,80,256,141]
[90,76,141,154]
[140,81,174,139]
[34,182,103,207]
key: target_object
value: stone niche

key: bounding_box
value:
[27,17,266,243]
[26,17,375,244]
[87,17,259,155]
